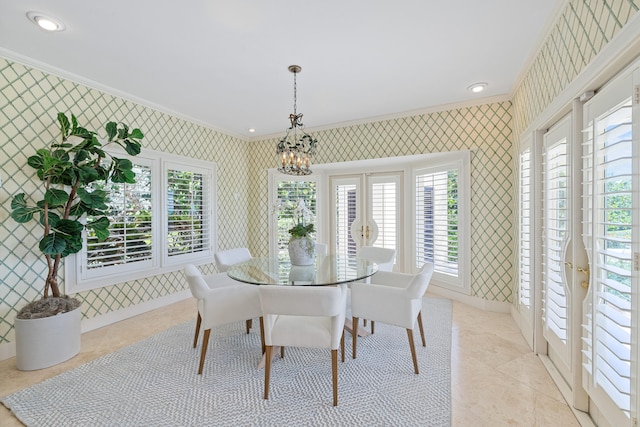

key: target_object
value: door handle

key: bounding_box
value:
[365,225,370,240]
[577,266,589,289]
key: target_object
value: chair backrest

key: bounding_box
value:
[184,264,210,300]
[214,247,252,272]
[258,285,346,318]
[358,246,396,272]
[406,262,434,299]
[315,243,328,256]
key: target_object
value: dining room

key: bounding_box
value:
[1,1,640,426]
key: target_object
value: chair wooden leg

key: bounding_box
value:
[352,317,359,359]
[264,346,272,400]
[245,319,252,334]
[371,320,375,334]
[406,328,419,374]
[332,349,338,406]
[259,317,265,354]
[198,329,211,375]
[193,313,202,348]
[363,319,367,326]
[340,332,345,362]
[417,312,426,347]
[280,346,285,358]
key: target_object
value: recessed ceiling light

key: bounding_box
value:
[248,128,256,133]
[468,82,487,93]
[26,11,66,32]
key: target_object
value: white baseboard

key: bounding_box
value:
[0,290,192,362]
[426,285,512,313]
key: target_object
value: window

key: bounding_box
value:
[413,151,470,293]
[163,162,213,266]
[66,149,216,293]
[84,161,154,277]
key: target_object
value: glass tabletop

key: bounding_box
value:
[227,255,378,286]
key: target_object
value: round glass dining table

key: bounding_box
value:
[227,255,378,286]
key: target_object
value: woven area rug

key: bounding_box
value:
[2,297,452,427]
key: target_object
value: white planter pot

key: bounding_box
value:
[15,305,82,371]
[288,237,315,266]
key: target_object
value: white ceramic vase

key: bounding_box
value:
[14,305,82,371]
[288,237,315,266]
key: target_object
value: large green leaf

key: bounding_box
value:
[44,188,69,206]
[76,188,108,211]
[124,140,141,156]
[77,165,100,182]
[57,113,70,138]
[39,233,67,255]
[130,128,143,139]
[105,122,117,141]
[54,220,84,243]
[61,234,83,256]
[10,194,37,223]
[88,216,110,241]
[11,207,35,223]
[11,193,27,210]
[39,211,61,227]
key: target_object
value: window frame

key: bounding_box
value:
[411,151,471,294]
[66,148,216,293]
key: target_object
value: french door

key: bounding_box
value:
[526,62,639,426]
[580,65,638,426]
[330,172,402,268]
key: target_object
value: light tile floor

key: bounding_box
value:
[0,298,581,426]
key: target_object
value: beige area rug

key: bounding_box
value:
[2,297,452,426]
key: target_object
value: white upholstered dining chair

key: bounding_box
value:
[183,264,264,375]
[258,284,348,406]
[353,246,396,332]
[213,247,256,334]
[357,246,396,272]
[350,262,434,374]
[214,247,252,272]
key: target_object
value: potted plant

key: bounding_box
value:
[10,112,143,370]
[276,199,316,265]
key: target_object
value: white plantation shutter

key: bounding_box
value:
[542,138,569,343]
[582,81,634,423]
[84,163,153,275]
[415,168,458,277]
[335,182,357,258]
[370,177,399,250]
[519,148,532,308]
[166,167,211,258]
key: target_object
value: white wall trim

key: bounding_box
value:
[0,290,192,362]
[426,285,511,313]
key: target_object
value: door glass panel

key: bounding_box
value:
[583,97,633,418]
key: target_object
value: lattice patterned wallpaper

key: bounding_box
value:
[0,59,249,344]
[248,103,515,302]
[512,0,640,136]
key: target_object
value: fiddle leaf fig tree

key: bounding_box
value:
[11,112,143,313]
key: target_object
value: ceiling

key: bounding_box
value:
[0,1,562,139]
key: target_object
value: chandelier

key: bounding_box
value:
[277,65,317,176]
